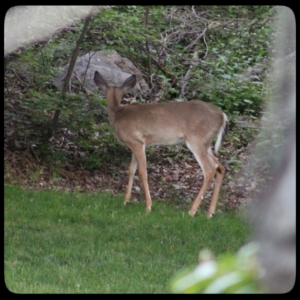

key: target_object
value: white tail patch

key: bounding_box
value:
[215,113,227,154]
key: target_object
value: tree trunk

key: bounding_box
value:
[50,12,93,134]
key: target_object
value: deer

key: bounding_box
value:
[94,71,227,217]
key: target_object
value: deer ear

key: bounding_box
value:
[121,75,137,92]
[94,71,109,91]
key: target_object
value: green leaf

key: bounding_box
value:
[243,99,253,104]
[221,74,232,79]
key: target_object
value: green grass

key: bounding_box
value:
[4,185,250,293]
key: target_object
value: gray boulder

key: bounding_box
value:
[52,50,149,96]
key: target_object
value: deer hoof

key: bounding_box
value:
[207,212,214,218]
[146,206,152,212]
[189,210,196,217]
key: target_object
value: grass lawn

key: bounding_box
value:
[4,185,250,293]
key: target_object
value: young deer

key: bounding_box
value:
[94,71,227,217]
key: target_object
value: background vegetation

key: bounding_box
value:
[5,6,275,171]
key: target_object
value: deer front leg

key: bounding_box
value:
[124,153,137,205]
[131,143,152,212]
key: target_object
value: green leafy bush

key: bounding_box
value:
[169,243,267,293]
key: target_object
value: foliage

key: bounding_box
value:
[5,185,249,293]
[225,124,259,173]
[93,6,274,114]
[4,5,275,170]
[169,242,266,293]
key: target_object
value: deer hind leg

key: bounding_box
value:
[206,148,225,218]
[124,153,137,205]
[128,142,152,212]
[186,141,218,217]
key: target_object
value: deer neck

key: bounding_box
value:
[107,88,124,125]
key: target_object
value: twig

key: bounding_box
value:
[74,72,92,94]
[150,55,178,87]
[60,127,69,149]
[144,6,153,88]
[203,31,208,59]
[191,6,210,24]
[11,68,30,86]
[184,28,207,52]
[82,51,97,87]
[127,53,146,77]
[179,48,199,99]
[30,144,40,163]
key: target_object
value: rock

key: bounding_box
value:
[52,50,149,96]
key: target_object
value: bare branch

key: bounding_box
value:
[179,49,199,99]
[51,11,93,132]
